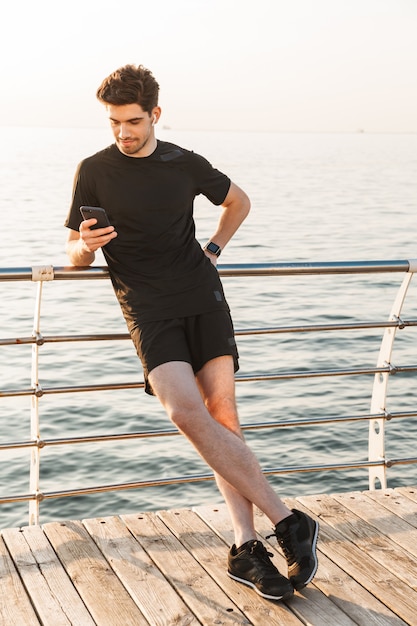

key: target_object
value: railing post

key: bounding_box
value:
[29,281,42,524]
[29,266,53,524]
[369,265,416,489]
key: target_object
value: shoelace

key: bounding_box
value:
[266,529,298,566]
[249,541,277,572]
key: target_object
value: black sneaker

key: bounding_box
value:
[271,509,319,590]
[228,539,294,601]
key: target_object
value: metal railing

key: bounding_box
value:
[1,260,417,525]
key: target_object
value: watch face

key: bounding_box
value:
[207,242,221,256]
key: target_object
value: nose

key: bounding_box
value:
[118,123,131,139]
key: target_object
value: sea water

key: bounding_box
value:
[1,126,417,529]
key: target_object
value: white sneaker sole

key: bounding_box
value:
[227,571,294,601]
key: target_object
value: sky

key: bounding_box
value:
[1,0,416,132]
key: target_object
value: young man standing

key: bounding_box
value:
[65,64,318,602]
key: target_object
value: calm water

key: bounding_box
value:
[1,127,417,529]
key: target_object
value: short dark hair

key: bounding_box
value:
[96,64,159,114]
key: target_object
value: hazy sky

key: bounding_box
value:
[2,0,416,132]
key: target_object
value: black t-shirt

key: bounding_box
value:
[65,140,231,325]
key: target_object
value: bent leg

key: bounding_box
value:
[196,356,256,547]
[148,358,292,530]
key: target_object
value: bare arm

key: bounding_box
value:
[66,219,117,266]
[204,181,250,263]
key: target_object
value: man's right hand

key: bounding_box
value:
[66,221,117,266]
[79,218,117,253]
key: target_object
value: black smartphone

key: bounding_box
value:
[80,206,111,229]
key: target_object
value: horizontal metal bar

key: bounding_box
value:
[262,459,386,475]
[0,429,181,450]
[219,260,414,277]
[0,381,145,398]
[0,333,130,347]
[252,319,417,334]
[236,365,386,382]
[386,457,417,468]
[1,260,416,283]
[2,317,417,348]
[3,363,417,399]
[242,410,417,430]
[0,493,37,504]
[4,452,417,506]
[237,363,417,382]
[0,474,217,504]
[0,266,110,281]
[2,410,417,452]
[0,458,390,505]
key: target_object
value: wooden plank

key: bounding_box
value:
[2,525,95,626]
[156,507,304,626]
[395,486,417,506]
[195,503,360,626]
[0,534,40,626]
[292,493,417,625]
[83,514,198,625]
[306,491,417,589]
[122,510,252,625]
[332,490,417,559]
[263,499,407,626]
[367,488,417,530]
[43,519,148,625]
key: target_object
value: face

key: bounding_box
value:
[107,103,160,157]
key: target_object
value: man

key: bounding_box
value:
[65,64,318,602]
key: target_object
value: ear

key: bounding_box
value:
[151,106,162,125]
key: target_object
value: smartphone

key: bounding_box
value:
[80,206,111,229]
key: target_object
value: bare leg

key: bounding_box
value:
[148,357,292,542]
[196,358,257,547]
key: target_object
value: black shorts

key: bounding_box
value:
[129,310,239,395]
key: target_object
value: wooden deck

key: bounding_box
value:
[2,486,417,625]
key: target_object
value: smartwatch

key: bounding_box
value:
[204,241,222,257]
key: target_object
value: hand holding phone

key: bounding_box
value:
[80,206,111,229]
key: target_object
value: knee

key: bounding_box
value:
[205,393,236,417]
[205,395,240,434]
[167,402,200,434]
